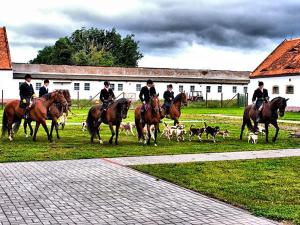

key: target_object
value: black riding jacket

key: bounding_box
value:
[39,86,48,97]
[163,91,174,104]
[252,88,269,102]
[100,88,115,103]
[19,82,35,100]
[139,86,156,103]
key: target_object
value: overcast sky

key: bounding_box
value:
[1,0,300,71]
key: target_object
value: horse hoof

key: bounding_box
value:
[24,134,28,138]
[115,142,119,145]
[109,140,113,145]
[8,137,13,142]
[154,144,157,147]
[99,140,103,144]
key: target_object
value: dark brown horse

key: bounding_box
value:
[135,94,161,146]
[161,92,188,125]
[240,97,288,142]
[86,98,131,144]
[24,90,72,139]
[1,90,68,142]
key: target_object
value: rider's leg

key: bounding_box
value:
[256,105,263,123]
[140,104,145,123]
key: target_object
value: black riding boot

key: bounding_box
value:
[256,111,262,123]
[140,109,145,124]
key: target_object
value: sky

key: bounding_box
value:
[1,0,300,71]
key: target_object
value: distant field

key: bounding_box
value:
[133,157,300,224]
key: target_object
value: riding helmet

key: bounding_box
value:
[24,74,32,80]
[147,79,153,85]
[104,81,110,86]
[258,81,264,86]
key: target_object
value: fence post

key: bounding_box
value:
[205,92,208,108]
[237,93,240,107]
[245,93,248,107]
[1,89,3,109]
[221,93,223,108]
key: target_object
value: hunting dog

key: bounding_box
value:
[217,129,230,139]
[189,124,205,142]
[204,122,220,143]
[120,122,136,136]
[169,124,186,142]
[248,132,258,144]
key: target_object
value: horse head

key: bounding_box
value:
[180,91,188,106]
[53,90,68,108]
[62,89,72,107]
[150,94,160,115]
[271,97,289,117]
[117,98,131,119]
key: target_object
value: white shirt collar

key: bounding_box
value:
[25,80,31,85]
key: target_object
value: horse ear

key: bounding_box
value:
[285,98,289,101]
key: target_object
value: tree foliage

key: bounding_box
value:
[30,28,143,67]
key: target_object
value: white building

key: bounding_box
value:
[1,27,250,102]
[249,38,300,110]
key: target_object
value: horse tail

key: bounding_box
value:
[86,107,96,136]
[1,110,8,137]
[135,117,143,139]
[12,117,22,134]
[204,122,207,128]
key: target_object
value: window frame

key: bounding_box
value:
[218,86,222,93]
[272,85,279,94]
[232,86,237,93]
[206,86,211,93]
[74,83,80,91]
[35,82,42,91]
[190,85,195,92]
[118,83,123,91]
[136,84,142,92]
[84,83,90,91]
[179,85,184,92]
[110,83,115,91]
[286,85,294,94]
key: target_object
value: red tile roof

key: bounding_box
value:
[0,27,12,70]
[251,38,300,78]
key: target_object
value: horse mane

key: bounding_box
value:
[42,93,51,100]
[173,93,182,102]
[270,96,284,103]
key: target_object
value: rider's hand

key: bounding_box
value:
[143,101,146,104]
[32,94,37,98]
[22,99,26,103]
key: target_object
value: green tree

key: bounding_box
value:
[30,28,143,67]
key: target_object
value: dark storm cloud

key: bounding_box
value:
[59,0,300,52]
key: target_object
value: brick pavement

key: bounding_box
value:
[0,159,278,224]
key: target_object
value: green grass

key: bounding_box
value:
[0,106,299,162]
[133,157,300,224]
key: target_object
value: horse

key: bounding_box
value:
[24,90,72,139]
[86,98,131,144]
[135,94,161,146]
[240,97,288,143]
[1,90,68,142]
[161,92,188,125]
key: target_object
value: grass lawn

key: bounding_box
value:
[133,157,300,224]
[0,106,299,162]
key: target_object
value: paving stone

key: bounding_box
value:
[0,159,278,224]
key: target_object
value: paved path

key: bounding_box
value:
[108,149,300,166]
[0,159,277,225]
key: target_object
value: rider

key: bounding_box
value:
[252,81,269,123]
[19,74,36,119]
[162,84,174,115]
[100,81,116,112]
[39,79,49,97]
[139,79,157,123]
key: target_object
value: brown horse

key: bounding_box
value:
[24,90,72,139]
[86,98,131,144]
[240,97,288,143]
[1,90,68,142]
[161,92,188,125]
[135,94,161,146]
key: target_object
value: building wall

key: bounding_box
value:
[0,70,18,100]
[248,75,299,107]
[7,78,248,101]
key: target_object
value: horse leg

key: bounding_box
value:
[265,123,269,143]
[240,119,246,140]
[41,120,52,142]
[7,119,13,141]
[154,124,158,147]
[33,122,40,142]
[96,126,103,144]
[147,124,151,145]
[50,121,54,139]
[115,123,120,145]
[108,122,115,145]
[272,122,280,142]
[28,121,33,136]
[24,119,28,138]
[54,120,60,139]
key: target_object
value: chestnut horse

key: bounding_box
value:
[1,90,68,142]
[24,90,72,139]
[240,97,288,143]
[161,92,188,125]
[86,98,131,144]
[135,94,161,146]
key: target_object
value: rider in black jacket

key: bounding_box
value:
[100,81,116,111]
[39,79,49,97]
[19,74,36,118]
[162,84,174,114]
[139,79,157,123]
[252,81,269,122]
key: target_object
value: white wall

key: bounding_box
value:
[8,78,248,101]
[249,76,300,107]
[0,70,19,100]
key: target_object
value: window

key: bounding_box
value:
[232,86,237,93]
[190,85,195,92]
[84,83,90,91]
[110,83,115,91]
[244,87,248,94]
[118,84,123,91]
[136,84,141,91]
[286,85,294,94]
[206,86,211,93]
[218,86,222,93]
[74,83,80,91]
[272,85,279,94]
[35,83,41,91]
[179,85,183,92]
